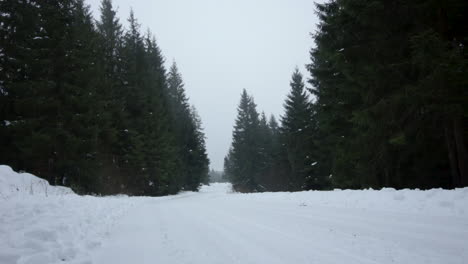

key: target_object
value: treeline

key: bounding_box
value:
[0,0,209,195]
[225,0,467,192]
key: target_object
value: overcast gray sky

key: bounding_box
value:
[87,0,321,171]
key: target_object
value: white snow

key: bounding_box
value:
[1,165,468,264]
[0,165,73,199]
[0,166,136,264]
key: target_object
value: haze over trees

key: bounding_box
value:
[0,0,209,195]
[225,0,468,192]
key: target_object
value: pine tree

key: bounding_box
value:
[266,115,291,191]
[115,10,148,193]
[142,33,180,195]
[0,0,41,171]
[166,62,191,189]
[56,0,103,192]
[308,0,468,189]
[255,112,273,191]
[223,148,235,182]
[0,0,211,195]
[280,68,318,190]
[95,0,125,194]
[0,0,104,193]
[187,106,210,189]
[226,89,262,192]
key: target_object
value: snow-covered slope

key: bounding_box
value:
[1,166,468,264]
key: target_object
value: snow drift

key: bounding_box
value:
[0,165,74,199]
[0,165,135,264]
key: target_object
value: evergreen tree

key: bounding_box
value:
[166,62,191,189]
[308,0,468,189]
[0,0,104,193]
[226,89,262,192]
[142,33,179,195]
[223,148,234,182]
[95,0,125,193]
[280,68,322,190]
[57,0,103,192]
[0,0,41,172]
[188,106,210,188]
[0,0,210,196]
[254,112,271,191]
[166,62,209,191]
[267,115,291,191]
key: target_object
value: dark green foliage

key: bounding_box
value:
[0,0,210,196]
[280,69,327,190]
[307,0,468,189]
[225,90,262,192]
[224,0,467,192]
[0,0,101,192]
[224,90,292,192]
[94,0,124,193]
[187,106,210,188]
[166,63,210,191]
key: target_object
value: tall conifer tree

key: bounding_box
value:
[280,69,317,190]
[225,89,262,192]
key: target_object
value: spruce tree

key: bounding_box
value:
[57,0,102,192]
[166,62,191,189]
[142,33,179,195]
[280,68,318,190]
[0,0,211,195]
[226,89,262,192]
[0,0,104,193]
[255,112,273,191]
[95,0,125,193]
[187,106,210,189]
[308,0,468,189]
[0,0,41,172]
[267,115,290,191]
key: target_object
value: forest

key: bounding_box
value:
[224,0,468,192]
[1,0,467,196]
[0,0,210,195]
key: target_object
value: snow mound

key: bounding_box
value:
[0,165,136,264]
[0,165,74,199]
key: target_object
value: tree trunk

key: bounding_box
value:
[453,117,468,187]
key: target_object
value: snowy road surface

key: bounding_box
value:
[1,165,468,264]
[92,184,468,264]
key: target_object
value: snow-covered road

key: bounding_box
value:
[91,184,468,264]
[2,165,468,264]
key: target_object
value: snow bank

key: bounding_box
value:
[0,165,74,199]
[232,185,468,217]
[0,165,136,264]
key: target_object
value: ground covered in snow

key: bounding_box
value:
[1,165,468,264]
